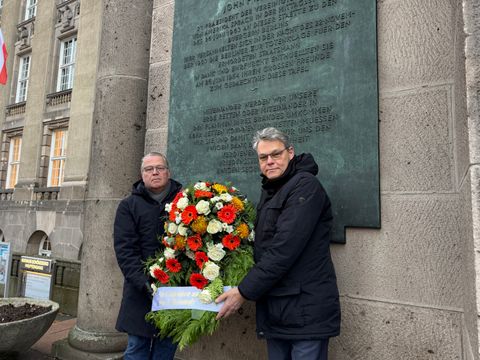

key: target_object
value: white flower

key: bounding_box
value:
[196,200,211,215]
[178,224,188,236]
[198,289,213,304]
[222,223,233,233]
[215,202,224,210]
[248,230,255,242]
[165,203,173,212]
[210,196,221,203]
[207,243,226,261]
[177,197,189,210]
[175,215,182,224]
[194,182,208,191]
[207,219,223,234]
[220,193,232,202]
[230,186,237,192]
[151,283,158,294]
[203,261,220,281]
[167,223,178,234]
[164,248,175,259]
[149,263,161,277]
[184,189,189,194]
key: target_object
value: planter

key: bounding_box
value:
[0,297,59,354]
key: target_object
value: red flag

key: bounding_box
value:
[0,29,7,85]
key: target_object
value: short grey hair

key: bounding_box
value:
[141,152,169,171]
[252,127,292,151]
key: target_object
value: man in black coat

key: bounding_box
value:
[216,127,341,360]
[114,152,182,360]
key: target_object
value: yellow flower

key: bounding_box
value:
[191,216,207,235]
[231,197,244,212]
[175,235,186,250]
[212,183,228,193]
[236,223,250,239]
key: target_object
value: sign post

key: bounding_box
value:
[19,256,55,300]
[0,242,12,297]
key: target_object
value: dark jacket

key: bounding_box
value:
[114,179,182,337]
[238,154,341,340]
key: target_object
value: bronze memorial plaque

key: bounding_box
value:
[167,0,379,243]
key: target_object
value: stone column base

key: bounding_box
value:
[52,338,124,360]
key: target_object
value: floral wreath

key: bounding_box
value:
[145,181,255,349]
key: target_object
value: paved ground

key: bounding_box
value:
[15,314,76,360]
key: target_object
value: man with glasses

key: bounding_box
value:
[114,152,181,360]
[217,127,341,360]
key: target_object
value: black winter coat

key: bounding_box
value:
[238,154,340,340]
[114,179,182,337]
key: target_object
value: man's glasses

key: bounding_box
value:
[258,148,289,162]
[142,166,169,173]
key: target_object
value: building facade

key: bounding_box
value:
[1,0,480,359]
[0,0,93,263]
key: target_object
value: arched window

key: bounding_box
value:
[39,235,52,257]
[26,231,52,257]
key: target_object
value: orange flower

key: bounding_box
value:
[191,216,207,234]
[187,234,203,251]
[236,223,249,239]
[194,190,213,198]
[222,234,241,251]
[231,197,244,212]
[181,205,198,225]
[212,183,228,193]
[175,235,186,250]
[217,204,237,224]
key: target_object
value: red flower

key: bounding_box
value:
[194,190,214,199]
[222,234,241,251]
[217,204,237,224]
[187,234,203,251]
[195,251,209,269]
[181,205,198,225]
[166,258,182,273]
[190,273,208,289]
[168,205,178,222]
[152,268,169,284]
[172,192,184,205]
[205,182,211,187]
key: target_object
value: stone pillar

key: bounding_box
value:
[463,1,480,358]
[53,0,153,358]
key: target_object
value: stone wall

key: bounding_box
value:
[146,0,479,359]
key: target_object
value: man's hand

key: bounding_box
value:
[215,287,245,320]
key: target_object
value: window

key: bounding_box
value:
[47,129,67,187]
[24,0,37,20]
[16,56,30,103]
[57,38,77,91]
[5,136,22,189]
[39,234,51,257]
